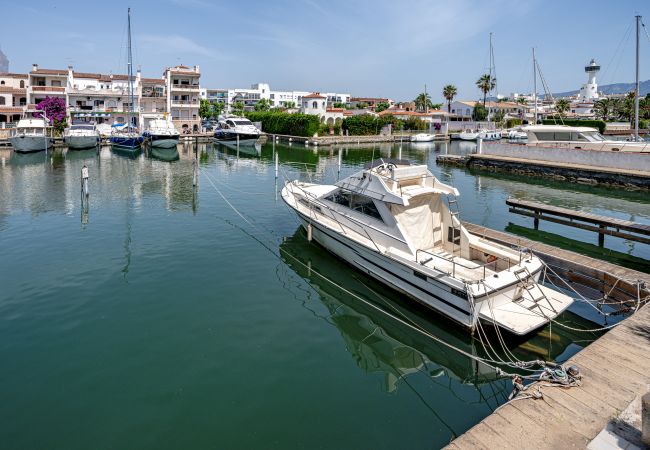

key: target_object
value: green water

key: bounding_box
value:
[0,141,645,449]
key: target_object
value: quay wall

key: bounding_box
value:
[481,141,650,172]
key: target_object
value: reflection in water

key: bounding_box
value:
[149,147,180,162]
[279,228,598,421]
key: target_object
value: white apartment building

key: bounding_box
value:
[202,82,350,113]
[0,72,28,123]
[165,65,201,133]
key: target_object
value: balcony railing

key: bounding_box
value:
[171,100,198,106]
[171,84,200,91]
[32,86,65,93]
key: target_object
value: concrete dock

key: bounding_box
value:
[443,224,650,449]
[445,301,650,450]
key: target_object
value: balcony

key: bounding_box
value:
[31,86,65,93]
[170,84,200,92]
[171,100,198,107]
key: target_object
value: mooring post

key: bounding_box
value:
[337,149,342,180]
[398,145,402,160]
[81,164,89,198]
[534,211,539,230]
[598,225,605,247]
[642,392,650,447]
[192,158,198,187]
[477,137,483,154]
[275,151,279,179]
[236,134,239,148]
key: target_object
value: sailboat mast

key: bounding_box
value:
[424,83,428,113]
[128,7,134,129]
[533,47,538,124]
[635,15,641,141]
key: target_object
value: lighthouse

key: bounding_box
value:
[578,59,600,100]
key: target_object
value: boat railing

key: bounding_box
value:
[293,184,382,253]
[415,248,513,281]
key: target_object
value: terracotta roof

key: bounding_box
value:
[141,77,164,84]
[379,109,447,116]
[0,72,28,79]
[326,108,345,112]
[170,70,199,76]
[304,92,326,99]
[31,68,68,76]
[72,72,102,79]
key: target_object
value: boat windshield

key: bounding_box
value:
[234,120,253,126]
[581,131,606,142]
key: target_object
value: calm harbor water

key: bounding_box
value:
[1,140,647,449]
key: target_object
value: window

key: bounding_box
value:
[51,80,61,87]
[0,81,4,85]
[0,97,5,105]
[325,191,383,222]
[312,101,317,108]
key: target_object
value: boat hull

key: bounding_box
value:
[146,133,180,149]
[110,135,144,150]
[411,134,435,142]
[213,130,260,146]
[65,135,99,150]
[9,135,53,153]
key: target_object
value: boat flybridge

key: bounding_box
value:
[282,159,574,335]
[522,125,650,152]
[143,117,180,148]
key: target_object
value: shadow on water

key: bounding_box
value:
[505,223,650,273]
[147,147,180,162]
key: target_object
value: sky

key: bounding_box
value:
[1,0,649,102]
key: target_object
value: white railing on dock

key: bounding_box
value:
[480,141,650,172]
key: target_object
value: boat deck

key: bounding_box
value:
[419,248,496,282]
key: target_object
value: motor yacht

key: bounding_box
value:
[458,130,479,141]
[143,117,180,148]
[478,129,501,141]
[63,123,100,150]
[282,159,573,335]
[522,125,650,152]
[9,114,53,153]
[213,116,261,146]
[410,133,436,142]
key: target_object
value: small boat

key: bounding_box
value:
[63,123,100,150]
[282,159,573,335]
[506,128,527,140]
[9,113,53,153]
[478,129,501,141]
[143,117,180,149]
[110,8,143,152]
[213,116,261,146]
[458,130,479,141]
[410,133,436,142]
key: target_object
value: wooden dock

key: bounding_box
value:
[465,222,650,309]
[506,198,650,246]
[445,300,650,450]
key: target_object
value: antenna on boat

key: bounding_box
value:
[634,15,641,141]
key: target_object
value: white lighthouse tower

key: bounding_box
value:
[578,59,600,100]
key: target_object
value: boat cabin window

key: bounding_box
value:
[71,125,95,130]
[226,120,235,127]
[325,191,383,222]
[233,119,253,126]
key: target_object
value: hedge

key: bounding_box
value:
[244,111,320,137]
[340,114,426,135]
[542,118,606,133]
[506,118,522,128]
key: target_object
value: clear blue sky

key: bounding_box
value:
[1,0,648,102]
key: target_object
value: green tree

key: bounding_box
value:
[413,92,433,112]
[555,98,570,118]
[430,103,443,110]
[254,98,272,111]
[594,98,613,121]
[492,108,505,125]
[472,103,488,121]
[356,102,368,109]
[516,97,527,105]
[375,101,390,112]
[442,84,457,113]
[284,101,296,109]
[333,102,347,109]
[231,101,245,116]
[199,99,212,119]
[211,102,224,118]
[476,74,496,106]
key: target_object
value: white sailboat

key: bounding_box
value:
[282,159,573,335]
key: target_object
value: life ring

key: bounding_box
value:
[486,254,497,263]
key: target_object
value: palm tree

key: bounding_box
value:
[476,74,496,106]
[516,97,527,105]
[442,85,457,113]
[555,98,570,118]
[414,92,433,112]
[594,98,613,121]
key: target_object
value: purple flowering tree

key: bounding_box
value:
[35,96,68,136]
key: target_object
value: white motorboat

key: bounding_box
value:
[213,116,261,146]
[63,123,100,149]
[506,128,527,140]
[522,125,650,152]
[458,130,479,141]
[282,159,573,335]
[143,117,180,148]
[410,133,436,142]
[9,115,53,153]
[478,129,501,141]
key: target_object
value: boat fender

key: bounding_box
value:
[486,254,497,263]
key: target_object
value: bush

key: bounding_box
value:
[244,111,320,137]
[403,117,427,131]
[639,119,649,129]
[542,118,606,133]
[506,118,523,128]
[343,114,396,135]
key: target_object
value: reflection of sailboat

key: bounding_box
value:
[149,146,179,162]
